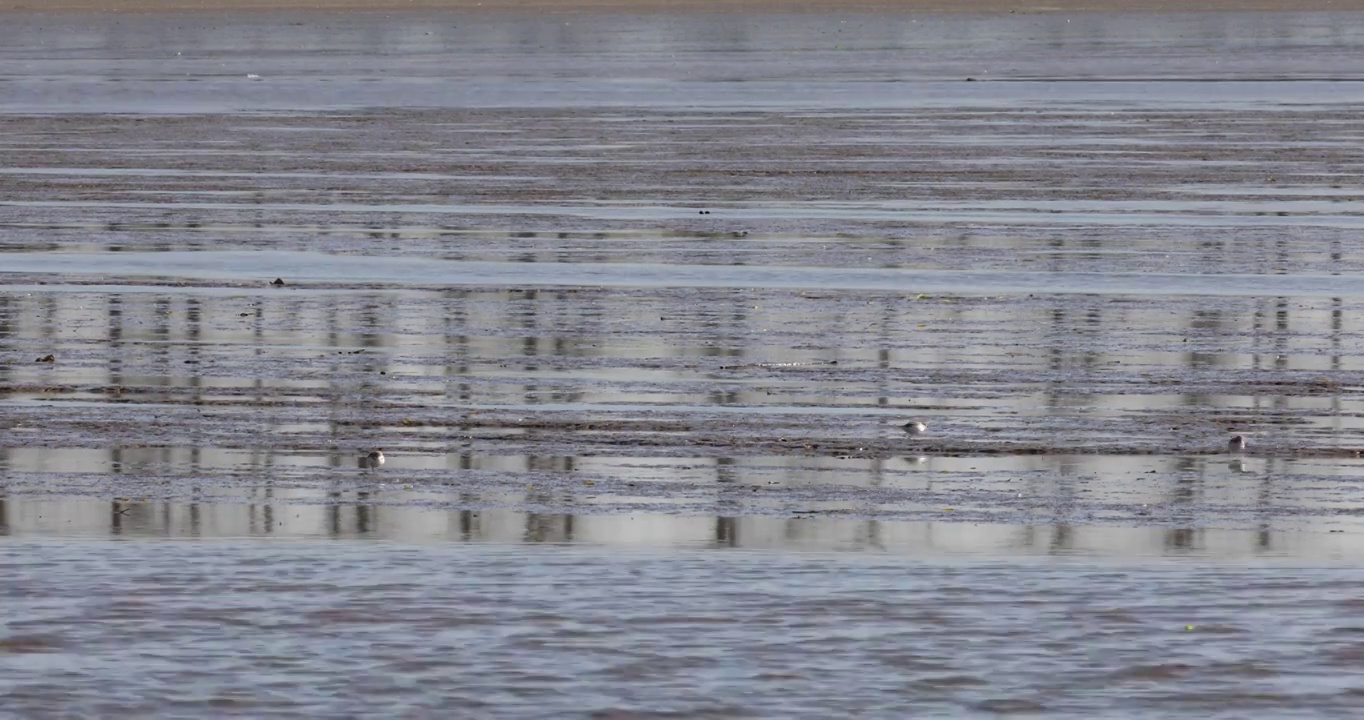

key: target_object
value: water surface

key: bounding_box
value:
[5,8,1364,716]
[7,539,1364,717]
[4,10,1364,112]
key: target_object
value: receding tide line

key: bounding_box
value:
[5,249,1364,297]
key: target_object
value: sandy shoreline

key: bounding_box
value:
[5,0,1364,13]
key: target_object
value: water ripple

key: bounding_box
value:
[3,539,1364,716]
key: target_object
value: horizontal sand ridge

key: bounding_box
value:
[6,0,1364,12]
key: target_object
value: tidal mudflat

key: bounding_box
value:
[4,6,1364,715]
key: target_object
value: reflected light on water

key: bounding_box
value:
[6,8,1364,717]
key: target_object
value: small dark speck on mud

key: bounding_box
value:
[270,278,285,286]
[698,210,710,215]
[965,77,976,81]
[35,354,55,363]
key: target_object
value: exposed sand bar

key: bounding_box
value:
[6,0,1364,13]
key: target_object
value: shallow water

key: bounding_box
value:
[5,10,1364,544]
[4,10,1364,112]
[5,7,1364,715]
[7,539,1364,717]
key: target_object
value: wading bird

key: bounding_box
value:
[359,449,385,469]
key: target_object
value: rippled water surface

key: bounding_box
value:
[8,540,1364,717]
[6,6,1364,716]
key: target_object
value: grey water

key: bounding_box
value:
[10,249,1364,295]
[7,6,1364,717]
[3,10,1364,113]
[7,540,1364,717]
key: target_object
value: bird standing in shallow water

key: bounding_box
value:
[359,449,385,469]
[902,421,927,436]
[1227,435,1246,453]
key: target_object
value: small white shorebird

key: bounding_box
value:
[1227,435,1246,453]
[358,449,385,469]
[902,420,927,436]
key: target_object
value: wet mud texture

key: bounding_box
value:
[4,108,1364,258]
[4,108,1364,535]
